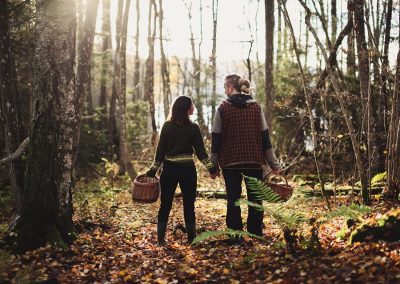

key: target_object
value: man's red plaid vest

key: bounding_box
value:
[218,101,264,167]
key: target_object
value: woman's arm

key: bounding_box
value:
[193,124,218,174]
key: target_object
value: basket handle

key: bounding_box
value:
[264,171,289,185]
[135,174,160,183]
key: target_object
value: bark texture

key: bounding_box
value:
[11,0,77,252]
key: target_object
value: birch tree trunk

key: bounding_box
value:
[0,0,24,211]
[11,0,78,252]
[265,0,275,133]
[210,0,218,124]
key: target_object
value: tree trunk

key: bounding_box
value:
[384,49,400,199]
[99,0,112,126]
[158,0,172,119]
[331,0,337,43]
[145,0,157,145]
[0,0,24,211]
[277,2,282,70]
[74,0,99,162]
[265,0,274,133]
[118,0,136,179]
[347,8,356,76]
[210,0,218,124]
[132,0,141,101]
[109,0,123,156]
[185,1,207,134]
[11,0,77,252]
[352,0,373,191]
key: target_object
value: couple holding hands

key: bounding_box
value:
[145,74,282,245]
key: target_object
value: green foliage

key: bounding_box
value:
[327,203,372,221]
[126,101,150,156]
[78,108,110,164]
[243,174,283,203]
[371,172,386,186]
[243,175,306,230]
[349,209,400,243]
[191,229,264,245]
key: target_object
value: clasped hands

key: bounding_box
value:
[210,170,220,179]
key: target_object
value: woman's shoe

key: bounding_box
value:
[157,223,167,245]
[186,223,196,244]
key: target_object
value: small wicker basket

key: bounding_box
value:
[263,172,293,202]
[132,174,160,203]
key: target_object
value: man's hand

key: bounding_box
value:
[210,171,220,179]
[270,168,283,175]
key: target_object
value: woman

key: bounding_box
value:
[146,95,218,245]
[211,74,281,238]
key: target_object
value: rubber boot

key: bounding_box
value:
[186,223,196,244]
[157,223,167,245]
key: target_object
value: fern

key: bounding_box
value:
[191,229,264,245]
[327,203,372,220]
[243,174,283,203]
[371,172,386,186]
[241,199,305,229]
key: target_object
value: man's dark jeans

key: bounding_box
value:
[222,164,264,236]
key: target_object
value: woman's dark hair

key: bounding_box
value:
[225,74,251,94]
[168,95,193,125]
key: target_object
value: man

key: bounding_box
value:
[211,74,281,238]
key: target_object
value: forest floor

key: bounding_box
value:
[0,169,400,283]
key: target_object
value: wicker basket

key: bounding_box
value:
[263,173,293,202]
[132,174,160,203]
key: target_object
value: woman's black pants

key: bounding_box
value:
[222,165,264,236]
[158,162,197,226]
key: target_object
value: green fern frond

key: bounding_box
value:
[371,172,386,185]
[243,174,283,203]
[240,199,305,230]
[191,229,265,245]
[327,203,372,220]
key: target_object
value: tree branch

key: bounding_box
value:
[0,138,29,165]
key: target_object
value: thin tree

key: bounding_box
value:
[158,0,172,119]
[385,50,400,199]
[118,0,136,179]
[99,0,112,126]
[109,0,123,155]
[132,0,141,101]
[210,0,218,124]
[184,0,207,133]
[352,0,373,191]
[265,0,274,133]
[0,0,24,211]
[11,0,78,252]
[331,0,337,43]
[145,0,158,145]
[74,0,99,158]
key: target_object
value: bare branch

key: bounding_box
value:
[0,138,29,165]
